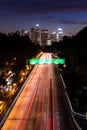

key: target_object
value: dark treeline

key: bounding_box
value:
[52,26,87,69]
[51,26,87,113]
[0,31,41,68]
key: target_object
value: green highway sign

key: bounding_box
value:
[29,58,65,65]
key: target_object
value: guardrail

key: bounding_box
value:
[73,111,86,119]
[60,74,86,130]
[0,52,43,129]
[0,66,36,129]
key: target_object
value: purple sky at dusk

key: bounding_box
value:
[0,0,87,36]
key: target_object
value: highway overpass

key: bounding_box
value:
[1,53,81,130]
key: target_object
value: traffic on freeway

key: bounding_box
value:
[1,53,78,130]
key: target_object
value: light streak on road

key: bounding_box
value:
[1,53,53,130]
[1,53,78,130]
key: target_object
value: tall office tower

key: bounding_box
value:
[30,24,41,45]
[31,28,35,42]
[24,30,30,37]
[20,29,25,36]
[58,28,63,42]
[50,32,57,42]
[41,29,48,46]
[20,29,29,37]
[34,24,41,45]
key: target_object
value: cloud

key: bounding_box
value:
[51,19,87,25]
[0,0,87,16]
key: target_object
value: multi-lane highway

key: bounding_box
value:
[1,53,78,130]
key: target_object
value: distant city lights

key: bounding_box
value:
[58,28,63,31]
[58,28,63,34]
[35,24,40,27]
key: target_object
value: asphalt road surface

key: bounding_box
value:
[1,53,77,130]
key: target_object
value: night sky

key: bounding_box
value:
[0,0,87,36]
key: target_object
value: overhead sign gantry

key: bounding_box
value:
[29,58,65,65]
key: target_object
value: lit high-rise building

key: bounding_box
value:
[41,29,48,46]
[20,29,25,36]
[20,29,29,37]
[50,32,57,42]
[30,24,41,45]
[31,28,35,42]
[34,24,41,45]
[58,28,63,42]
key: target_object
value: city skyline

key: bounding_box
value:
[0,0,87,36]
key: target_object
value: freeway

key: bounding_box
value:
[1,53,78,130]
